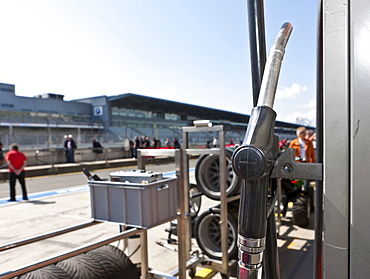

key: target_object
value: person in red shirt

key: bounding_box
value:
[6,143,28,201]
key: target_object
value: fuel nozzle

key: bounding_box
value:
[231,105,279,279]
[232,22,292,279]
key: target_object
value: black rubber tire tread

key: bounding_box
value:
[195,150,241,200]
[194,207,238,260]
[18,264,70,279]
[189,183,202,219]
[307,185,315,212]
[86,245,140,279]
[56,253,109,279]
[292,194,310,227]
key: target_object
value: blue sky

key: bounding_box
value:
[0,0,318,126]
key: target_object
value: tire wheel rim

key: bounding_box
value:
[197,212,236,258]
[197,154,236,196]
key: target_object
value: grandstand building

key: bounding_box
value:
[0,82,308,148]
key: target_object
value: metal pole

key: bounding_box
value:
[140,230,149,279]
[263,181,280,279]
[219,127,229,276]
[137,150,146,170]
[314,1,324,278]
[176,147,190,279]
[0,221,99,252]
[247,0,267,106]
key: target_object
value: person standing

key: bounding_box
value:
[132,136,140,158]
[92,138,103,160]
[63,135,69,162]
[6,143,28,201]
[64,134,77,163]
[206,139,211,148]
[212,137,218,148]
[173,137,181,149]
[289,127,316,163]
[164,138,171,148]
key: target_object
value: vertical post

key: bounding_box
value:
[247,0,267,106]
[77,127,81,147]
[323,0,349,277]
[9,125,13,144]
[263,180,280,279]
[176,148,190,279]
[137,150,146,171]
[219,127,229,276]
[182,130,191,259]
[140,231,149,279]
[276,178,282,232]
[314,1,324,278]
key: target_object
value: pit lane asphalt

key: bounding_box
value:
[0,157,314,278]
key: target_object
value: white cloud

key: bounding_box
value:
[297,99,316,109]
[276,83,307,99]
[306,99,316,108]
[282,109,316,126]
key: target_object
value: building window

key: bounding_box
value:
[154,112,165,119]
[112,107,119,116]
[165,113,178,120]
[1,103,14,108]
[119,108,127,116]
[143,111,152,118]
[1,88,14,92]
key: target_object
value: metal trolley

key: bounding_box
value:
[137,124,238,278]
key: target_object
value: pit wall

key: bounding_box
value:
[3,147,132,167]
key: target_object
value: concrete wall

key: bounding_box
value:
[23,147,132,166]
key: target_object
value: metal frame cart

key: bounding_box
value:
[137,124,238,278]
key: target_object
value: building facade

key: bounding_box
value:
[0,82,308,149]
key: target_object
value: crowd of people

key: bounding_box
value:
[129,136,181,158]
[63,134,183,161]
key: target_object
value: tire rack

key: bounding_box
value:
[137,124,237,278]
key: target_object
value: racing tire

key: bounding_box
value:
[195,150,241,200]
[292,194,311,227]
[307,185,315,212]
[189,183,202,219]
[86,245,140,279]
[56,253,109,279]
[18,264,70,279]
[194,207,238,260]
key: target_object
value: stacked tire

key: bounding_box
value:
[18,245,140,279]
[195,149,241,200]
[194,149,241,260]
[194,201,239,260]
